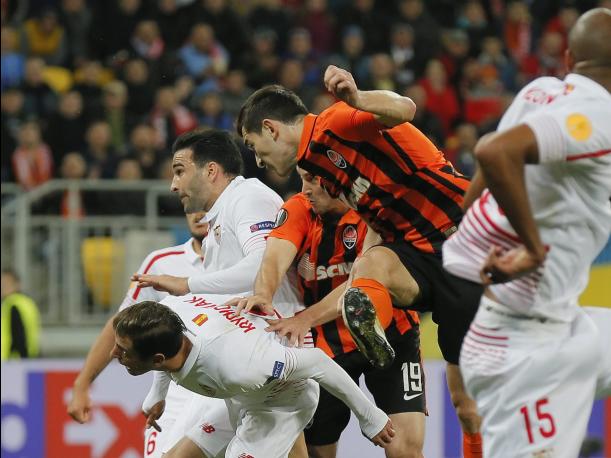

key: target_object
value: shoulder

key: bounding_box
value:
[230,178,283,205]
[139,244,186,273]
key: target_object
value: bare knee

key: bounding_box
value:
[385,412,425,458]
[446,364,481,434]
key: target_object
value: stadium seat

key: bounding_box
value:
[81,237,125,308]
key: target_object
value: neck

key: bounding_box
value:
[288,115,307,149]
[163,335,192,372]
[191,238,203,255]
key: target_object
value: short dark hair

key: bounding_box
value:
[172,128,244,176]
[113,301,186,360]
[236,85,308,137]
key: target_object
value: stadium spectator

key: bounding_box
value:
[58,0,92,68]
[149,85,197,151]
[126,124,162,179]
[1,269,41,360]
[277,59,319,109]
[12,119,53,190]
[195,90,232,130]
[419,59,460,134]
[396,0,441,66]
[123,58,155,117]
[338,0,390,54]
[1,89,26,181]
[19,57,57,119]
[242,27,281,89]
[297,0,336,55]
[73,60,105,119]
[247,0,292,54]
[101,81,136,154]
[402,83,445,148]
[45,90,88,168]
[178,22,228,88]
[154,0,193,51]
[219,69,253,118]
[1,25,25,90]
[20,7,67,66]
[83,121,117,179]
[388,23,417,87]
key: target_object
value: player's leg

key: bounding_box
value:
[583,306,611,399]
[341,245,421,368]
[288,433,308,458]
[163,437,209,458]
[461,298,601,457]
[143,382,194,458]
[446,364,482,458]
[364,327,426,458]
[225,380,320,458]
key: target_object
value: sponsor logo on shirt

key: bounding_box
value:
[238,454,255,458]
[274,208,288,228]
[250,221,275,232]
[326,149,347,169]
[315,262,353,280]
[213,224,222,243]
[191,313,208,326]
[342,225,357,250]
[566,113,592,141]
[185,296,257,333]
[200,423,216,434]
[271,361,285,379]
[339,176,370,210]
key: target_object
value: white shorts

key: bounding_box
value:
[583,306,611,399]
[161,393,232,457]
[460,296,601,458]
[143,382,192,458]
[224,379,319,458]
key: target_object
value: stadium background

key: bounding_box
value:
[1,0,609,456]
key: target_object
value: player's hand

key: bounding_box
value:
[143,400,165,432]
[131,274,189,296]
[225,294,275,317]
[265,314,312,347]
[371,419,395,447]
[324,65,359,107]
[67,386,92,423]
[480,245,546,285]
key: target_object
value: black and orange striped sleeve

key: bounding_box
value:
[269,193,313,252]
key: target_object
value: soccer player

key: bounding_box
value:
[230,166,424,457]
[130,128,308,457]
[68,210,208,457]
[236,66,484,455]
[442,8,611,456]
[112,296,395,458]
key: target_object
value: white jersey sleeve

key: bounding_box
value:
[187,183,282,295]
[523,104,611,163]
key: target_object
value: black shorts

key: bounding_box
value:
[305,327,425,446]
[382,241,484,365]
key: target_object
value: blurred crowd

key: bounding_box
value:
[2,0,608,214]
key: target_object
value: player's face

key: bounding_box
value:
[171,149,211,213]
[186,211,208,241]
[297,166,334,215]
[111,335,152,376]
[242,125,297,177]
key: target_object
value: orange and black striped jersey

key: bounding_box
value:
[270,193,418,358]
[297,102,470,256]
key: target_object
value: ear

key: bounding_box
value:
[151,353,166,368]
[262,119,280,141]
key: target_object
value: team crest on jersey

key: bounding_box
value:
[274,208,288,228]
[342,225,358,250]
[192,313,208,326]
[326,149,347,169]
[213,224,221,242]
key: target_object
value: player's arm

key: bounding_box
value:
[141,371,172,432]
[229,237,298,315]
[324,65,416,127]
[68,255,158,423]
[287,347,394,447]
[265,281,345,346]
[474,124,546,283]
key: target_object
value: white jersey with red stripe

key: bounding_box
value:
[187,175,306,321]
[443,73,611,321]
[119,238,205,310]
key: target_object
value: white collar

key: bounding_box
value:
[183,237,203,265]
[172,333,202,383]
[203,176,245,224]
[566,73,611,100]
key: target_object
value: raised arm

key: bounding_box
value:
[324,65,416,127]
